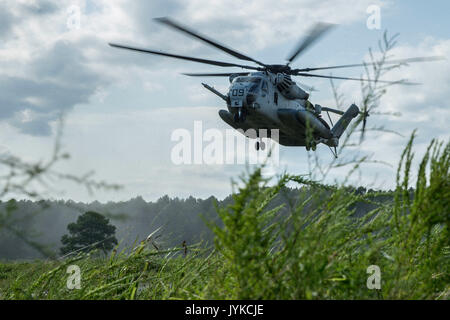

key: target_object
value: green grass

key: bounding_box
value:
[0,133,448,300]
[0,247,219,300]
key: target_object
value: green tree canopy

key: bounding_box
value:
[60,211,117,256]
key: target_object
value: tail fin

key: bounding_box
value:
[331,104,359,138]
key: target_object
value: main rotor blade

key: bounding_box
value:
[286,22,335,65]
[294,56,446,72]
[294,72,420,85]
[109,43,260,70]
[155,17,266,67]
[182,72,250,77]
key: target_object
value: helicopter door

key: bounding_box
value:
[261,80,268,97]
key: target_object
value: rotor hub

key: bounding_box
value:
[267,64,292,74]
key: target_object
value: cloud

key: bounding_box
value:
[0,0,387,136]
[0,6,14,38]
[178,0,387,50]
[337,37,450,143]
[314,36,450,188]
[0,39,111,135]
[0,1,58,38]
[1,0,447,201]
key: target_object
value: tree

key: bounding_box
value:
[60,211,117,256]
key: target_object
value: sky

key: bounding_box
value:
[0,0,449,202]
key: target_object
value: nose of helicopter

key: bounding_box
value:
[229,84,246,107]
[229,81,260,108]
[229,89,257,108]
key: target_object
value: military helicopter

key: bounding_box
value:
[109,17,443,156]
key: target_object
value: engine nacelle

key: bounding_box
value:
[276,73,309,100]
[296,110,332,139]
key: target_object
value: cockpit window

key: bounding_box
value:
[232,77,262,93]
[249,80,262,93]
[235,77,262,83]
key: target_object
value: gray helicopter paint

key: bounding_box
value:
[217,71,359,147]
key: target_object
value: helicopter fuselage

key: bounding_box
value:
[217,71,338,149]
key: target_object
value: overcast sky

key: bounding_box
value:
[0,0,449,202]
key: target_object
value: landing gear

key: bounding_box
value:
[305,141,317,151]
[255,140,265,151]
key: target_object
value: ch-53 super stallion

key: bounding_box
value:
[109,17,443,157]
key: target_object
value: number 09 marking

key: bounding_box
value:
[232,89,244,96]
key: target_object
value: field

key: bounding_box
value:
[0,134,448,300]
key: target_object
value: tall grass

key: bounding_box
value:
[0,133,448,300]
[205,132,448,299]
